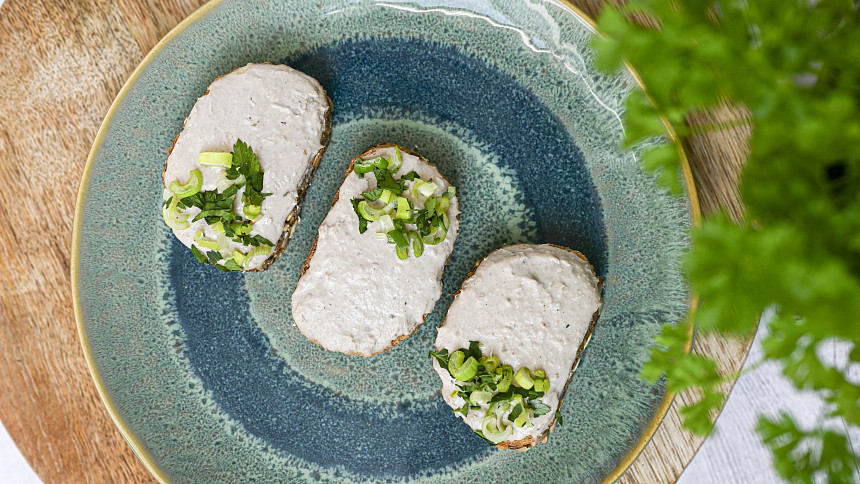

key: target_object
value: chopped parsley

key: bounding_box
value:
[430,341,553,443]
[168,139,274,272]
[351,152,455,259]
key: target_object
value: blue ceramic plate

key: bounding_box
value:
[73,1,698,482]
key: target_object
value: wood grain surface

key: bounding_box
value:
[0,0,751,482]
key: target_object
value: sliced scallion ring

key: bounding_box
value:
[422,226,448,245]
[448,350,478,381]
[513,409,534,428]
[395,197,411,220]
[443,186,456,199]
[162,196,189,230]
[211,221,226,234]
[230,222,252,236]
[378,214,395,233]
[408,231,423,257]
[436,196,450,215]
[387,230,409,250]
[496,365,513,393]
[480,356,500,373]
[245,244,271,260]
[358,200,385,221]
[231,250,246,268]
[243,203,262,220]
[378,189,395,204]
[395,246,408,260]
[170,170,203,198]
[193,232,220,251]
[417,180,437,198]
[198,152,233,168]
[389,146,403,173]
[354,159,376,174]
[375,232,388,240]
[469,390,492,406]
[514,368,534,390]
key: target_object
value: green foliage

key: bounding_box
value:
[758,413,858,484]
[593,0,860,479]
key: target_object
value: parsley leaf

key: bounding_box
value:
[429,349,449,370]
[190,245,207,264]
[530,400,551,417]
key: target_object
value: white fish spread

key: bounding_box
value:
[292,145,460,356]
[162,63,329,270]
[433,244,601,445]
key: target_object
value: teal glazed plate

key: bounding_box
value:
[72,1,699,482]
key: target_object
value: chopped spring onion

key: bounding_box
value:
[170,170,203,198]
[480,412,512,443]
[395,246,408,260]
[515,368,535,389]
[243,203,262,220]
[408,231,423,257]
[375,232,389,240]
[211,221,226,234]
[358,201,386,221]
[443,186,456,199]
[480,356,500,373]
[418,180,438,198]
[162,197,189,230]
[198,152,233,168]
[469,390,493,406]
[374,157,390,170]
[533,378,550,393]
[423,226,448,246]
[533,369,546,379]
[514,408,534,428]
[230,222,252,236]
[354,159,376,174]
[245,244,271,260]
[496,365,513,393]
[436,196,450,215]
[448,351,479,381]
[231,250,246,268]
[441,213,450,231]
[387,230,409,250]
[395,197,411,220]
[378,214,395,233]
[389,146,403,173]
[378,189,395,204]
[193,231,220,251]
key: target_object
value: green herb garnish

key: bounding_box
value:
[432,341,553,444]
[164,139,274,272]
[351,151,455,260]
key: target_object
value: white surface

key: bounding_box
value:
[0,419,41,483]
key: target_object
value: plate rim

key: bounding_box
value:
[70,1,701,482]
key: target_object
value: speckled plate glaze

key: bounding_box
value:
[72,1,698,482]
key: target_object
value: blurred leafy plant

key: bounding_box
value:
[592,0,860,481]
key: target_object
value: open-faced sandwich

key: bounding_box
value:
[292,144,459,356]
[161,63,332,272]
[430,244,602,450]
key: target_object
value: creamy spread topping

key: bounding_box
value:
[162,63,328,270]
[292,146,459,356]
[433,244,601,444]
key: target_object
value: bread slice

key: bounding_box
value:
[292,144,460,357]
[432,244,603,450]
[162,63,332,272]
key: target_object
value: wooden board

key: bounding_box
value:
[0,0,751,482]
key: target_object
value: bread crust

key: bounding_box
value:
[295,143,460,357]
[162,63,333,272]
[438,243,604,450]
